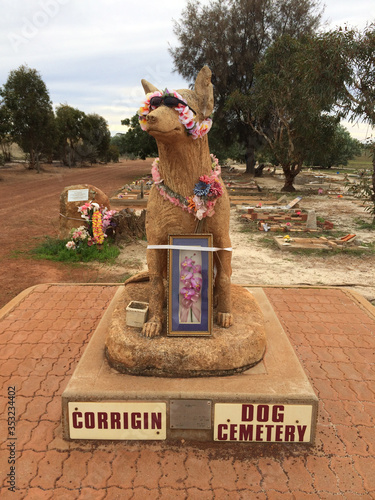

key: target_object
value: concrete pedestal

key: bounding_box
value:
[61,287,318,443]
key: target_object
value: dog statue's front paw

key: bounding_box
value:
[142,318,162,338]
[217,312,233,328]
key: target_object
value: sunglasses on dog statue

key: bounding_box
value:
[149,95,197,116]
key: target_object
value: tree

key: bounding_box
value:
[55,104,86,167]
[304,124,362,169]
[105,143,120,163]
[341,24,375,219]
[79,113,111,164]
[0,65,55,172]
[0,104,12,163]
[55,106,112,166]
[170,0,323,173]
[111,133,127,155]
[229,34,351,190]
[315,24,375,218]
[120,114,158,159]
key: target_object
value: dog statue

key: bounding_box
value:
[139,66,233,337]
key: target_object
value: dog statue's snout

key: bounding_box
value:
[146,113,157,124]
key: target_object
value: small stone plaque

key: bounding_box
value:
[68,189,89,202]
[170,400,212,429]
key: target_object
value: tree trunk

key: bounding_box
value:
[244,131,262,175]
[36,152,40,174]
[29,149,36,170]
[245,148,255,175]
[281,176,296,192]
[281,163,301,192]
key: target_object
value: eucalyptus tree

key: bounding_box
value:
[341,23,375,217]
[55,104,86,167]
[229,33,351,190]
[0,104,12,163]
[120,114,158,159]
[0,65,54,172]
[170,0,323,173]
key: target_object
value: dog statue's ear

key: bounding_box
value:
[195,66,214,118]
[141,79,159,94]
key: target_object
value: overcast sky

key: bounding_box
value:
[0,0,374,140]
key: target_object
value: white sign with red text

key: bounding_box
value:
[68,402,166,440]
[214,403,313,442]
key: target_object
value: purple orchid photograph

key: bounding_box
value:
[179,253,203,324]
[168,234,213,336]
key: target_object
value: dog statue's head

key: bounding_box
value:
[139,66,214,143]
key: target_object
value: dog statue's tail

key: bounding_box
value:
[124,271,150,285]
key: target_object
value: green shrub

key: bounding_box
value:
[31,237,120,263]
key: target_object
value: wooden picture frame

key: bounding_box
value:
[167,234,213,336]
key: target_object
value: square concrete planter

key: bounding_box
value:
[126,301,149,328]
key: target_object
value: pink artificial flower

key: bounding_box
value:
[181,257,193,269]
[178,106,196,129]
[191,275,202,292]
[139,117,148,131]
[196,208,206,220]
[208,179,223,197]
[199,175,211,184]
[192,195,205,210]
[205,205,215,217]
[210,154,219,167]
[66,241,76,250]
[191,118,212,139]
[180,271,193,283]
[181,286,197,301]
[151,158,162,184]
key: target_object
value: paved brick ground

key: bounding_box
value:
[0,284,374,499]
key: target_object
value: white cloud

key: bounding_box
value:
[341,120,375,142]
[323,0,375,30]
[1,0,374,136]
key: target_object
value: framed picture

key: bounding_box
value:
[168,234,213,336]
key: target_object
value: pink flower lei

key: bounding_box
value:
[138,89,212,140]
[151,155,223,220]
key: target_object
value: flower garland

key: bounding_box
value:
[151,154,223,220]
[65,202,117,250]
[139,89,212,140]
[92,211,105,244]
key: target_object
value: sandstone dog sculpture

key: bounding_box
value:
[139,66,233,337]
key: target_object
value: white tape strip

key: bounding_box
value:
[147,245,232,252]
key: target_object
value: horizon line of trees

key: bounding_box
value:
[0,65,119,172]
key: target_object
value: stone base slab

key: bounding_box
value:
[62,286,318,443]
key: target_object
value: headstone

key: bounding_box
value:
[59,184,110,239]
[306,210,317,230]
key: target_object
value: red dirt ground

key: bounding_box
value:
[0,160,152,309]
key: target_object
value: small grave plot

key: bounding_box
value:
[225,179,261,193]
[240,209,311,232]
[111,178,151,208]
[274,234,357,251]
[240,204,334,233]
[114,178,151,199]
[229,194,280,207]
